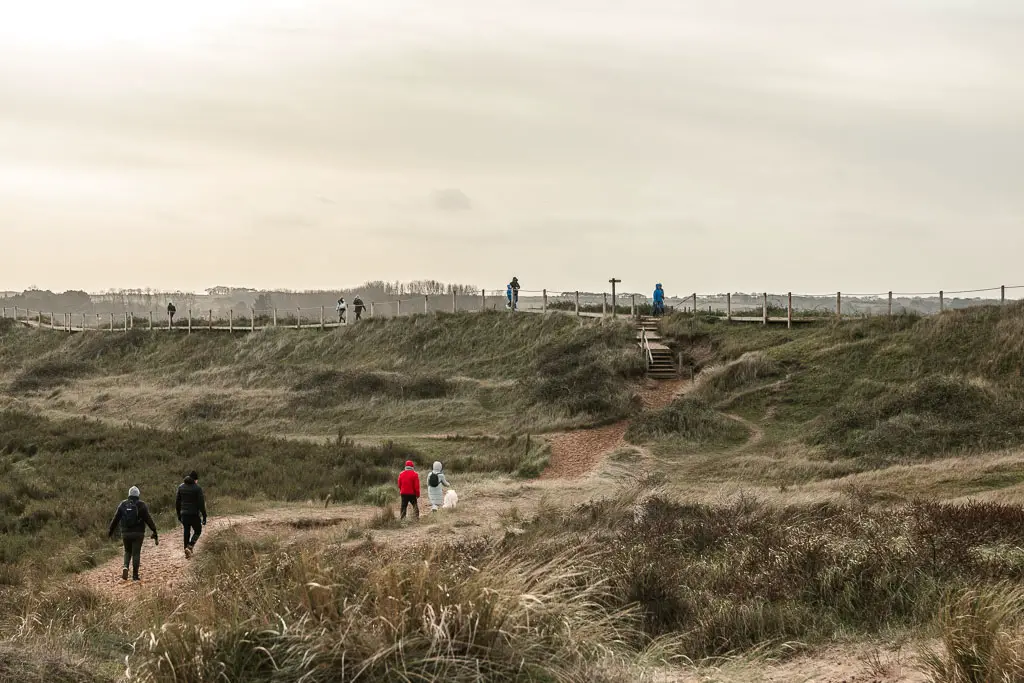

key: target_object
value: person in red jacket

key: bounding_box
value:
[397,460,421,520]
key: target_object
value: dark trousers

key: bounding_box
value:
[400,494,419,519]
[182,514,203,548]
[355,309,362,321]
[122,536,143,578]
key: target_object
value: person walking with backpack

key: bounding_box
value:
[176,470,207,559]
[108,486,158,582]
[397,460,421,520]
[353,295,365,321]
[167,302,176,326]
[426,461,451,512]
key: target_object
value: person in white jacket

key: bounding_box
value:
[336,298,347,324]
[426,461,451,511]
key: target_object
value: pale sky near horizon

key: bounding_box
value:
[2,0,1023,296]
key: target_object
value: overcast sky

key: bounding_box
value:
[2,0,1023,296]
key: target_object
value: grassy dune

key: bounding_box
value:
[4,305,1024,681]
[0,312,644,435]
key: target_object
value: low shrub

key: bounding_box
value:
[626,398,748,445]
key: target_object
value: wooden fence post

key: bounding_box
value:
[188,309,192,335]
[252,308,256,332]
[1001,285,1006,306]
[727,293,732,322]
[273,308,277,327]
[762,293,768,325]
[397,300,402,317]
[320,305,325,330]
[888,291,893,317]
[481,289,486,312]
[209,309,213,331]
[602,293,607,317]
[452,290,457,313]
[424,295,430,314]
[370,302,375,318]
[939,290,944,313]
[575,291,580,316]
[692,293,697,318]
[229,310,233,333]
[788,292,792,329]
[631,294,636,318]
[836,292,842,319]
[296,308,301,330]
[149,311,153,330]
[109,312,113,331]
[543,289,548,314]
[124,312,128,333]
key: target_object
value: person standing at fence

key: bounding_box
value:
[108,486,158,582]
[398,460,421,520]
[176,470,207,559]
[510,277,520,310]
[653,283,665,316]
[353,295,365,321]
[167,302,176,326]
[336,297,347,324]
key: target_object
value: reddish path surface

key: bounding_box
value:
[541,379,689,479]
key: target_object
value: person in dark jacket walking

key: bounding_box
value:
[353,295,366,321]
[397,460,420,520]
[175,470,207,559]
[108,486,158,582]
[167,302,176,326]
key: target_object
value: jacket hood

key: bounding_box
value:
[432,461,443,473]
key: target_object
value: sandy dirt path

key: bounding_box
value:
[78,505,377,596]
[542,378,690,478]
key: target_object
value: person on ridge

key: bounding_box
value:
[353,295,365,321]
[427,461,452,512]
[108,486,158,582]
[176,470,207,559]
[653,283,665,317]
[397,460,421,520]
[506,282,513,309]
[510,277,520,310]
[167,302,176,326]
[336,297,347,324]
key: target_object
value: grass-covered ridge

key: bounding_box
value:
[658,303,1024,462]
[0,312,644,434]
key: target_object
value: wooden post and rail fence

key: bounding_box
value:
[2,283,1020,334]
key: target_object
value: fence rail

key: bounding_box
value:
[2,284,1021,333]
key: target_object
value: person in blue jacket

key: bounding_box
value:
[653,283,666,316]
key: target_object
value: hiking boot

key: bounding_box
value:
[132,577,140,582]
[122,566,129,581]
[184,546,193,559]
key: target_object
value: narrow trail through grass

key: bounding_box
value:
[79,378,692,600]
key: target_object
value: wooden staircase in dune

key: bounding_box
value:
[636,316,678,379]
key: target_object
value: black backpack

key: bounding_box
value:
[428,472,440,488]
[122,499,140,530]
